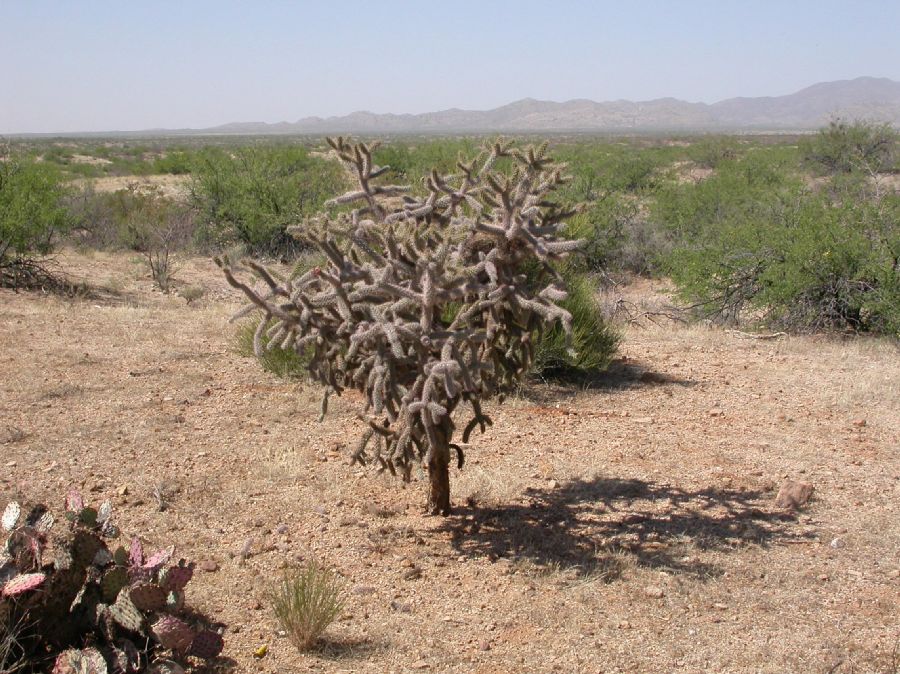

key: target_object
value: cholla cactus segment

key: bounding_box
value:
[189,629,224,659]
[220,137,582,514]
[1,501,20,532]
[151,615,194,653]
[1,571,46,596]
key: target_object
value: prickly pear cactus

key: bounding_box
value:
[1,491,225,671]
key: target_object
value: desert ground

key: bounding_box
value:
[1,251,898,674]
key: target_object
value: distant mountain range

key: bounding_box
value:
[202,77,900,136]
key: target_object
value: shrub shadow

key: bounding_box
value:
[525,357,693,403]
[439,476,810,580]
[311,635,382,660]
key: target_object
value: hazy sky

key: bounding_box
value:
[2,0,899,133]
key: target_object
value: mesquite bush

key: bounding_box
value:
[219,137,584,514]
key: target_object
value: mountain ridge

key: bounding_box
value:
[206,77,899,135]
[11,77,900,137]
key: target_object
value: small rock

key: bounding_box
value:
[644,586,665,599]
[633,417,654,424]
[708,408,725,417]
[712,602,727,610]
[774,480,814,510]
[5,461,16,467]
[547,480,559,489]
[411,661,429,669]
[617,620,632,629]
[117,484,129,496]
[352,585,377,595]
[198,560,219,572]
[403,567,422,581]
[390,600,412,613]
[887,569,899,579]
[230,625,242,633]
[250,599,262,610]
[830,537,844,549]
[479,641,492,651]
[852,418,867,427]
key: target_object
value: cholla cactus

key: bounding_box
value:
[219,137,581,514]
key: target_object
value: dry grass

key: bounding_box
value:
[270,562,345,651]
[0,250,897,673]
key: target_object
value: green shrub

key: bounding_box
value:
[236,320,311,379]
[270,562,344,651]
[191,146,344,257]
[802,118,899,175]
[666,188,900,335]
[0,154,71,287]
[532,268,620,376]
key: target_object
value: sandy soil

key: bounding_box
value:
[1,252,898,674]
[71,174,192,200]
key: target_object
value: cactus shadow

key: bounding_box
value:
[439,475,808,579]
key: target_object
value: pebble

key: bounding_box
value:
[199,560,219,572]
[644,586,665,599]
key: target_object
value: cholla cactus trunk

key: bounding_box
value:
[219,137,582,514]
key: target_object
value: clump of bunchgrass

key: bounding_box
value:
[270,562,344,651]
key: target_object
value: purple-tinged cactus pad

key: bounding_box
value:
[1,571,46,597]
[129,582,167,611]
[34,510,54,533]
[146,659,186,674]
[151,615,195,653]
[65,489,84,513]
[161,561,194,592]
[110,593,144,632]
[143,545,175,571]
[189,629,224,659]
[1,501,21,532]
[129,537,144,567]
[101,567,128,602]
[52,647,108,674]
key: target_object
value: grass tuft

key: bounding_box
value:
[270,562,344,651]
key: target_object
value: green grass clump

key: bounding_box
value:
[236,321,311,380]
[270,562,344,651]
[532,269,620,377]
